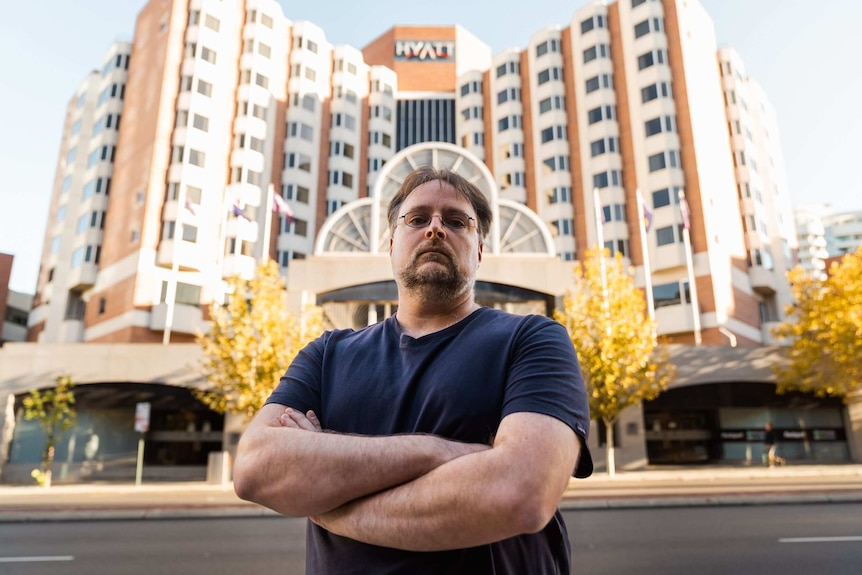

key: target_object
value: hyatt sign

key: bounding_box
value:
[394,40,456,61]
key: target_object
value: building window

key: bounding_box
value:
[593,170,621,189]
[652,187,681,208]
[536,39,559,57]
[583,43,609,63]
[653,281,690,308]
[539,95,565,114]
[641,81,671,103]
[495,61,519,78]
[580,14,606,34]
[548,186,572,204]
[537,67,563,85]
[590,136,619,157]
[540,125,566,143]
[637,49,667,70]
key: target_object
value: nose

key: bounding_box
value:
[423,215,447,239]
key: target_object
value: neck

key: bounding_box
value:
[395,291,480,338]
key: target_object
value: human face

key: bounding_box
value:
[390,180,483,302]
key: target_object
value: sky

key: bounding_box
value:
[1,0,860,293]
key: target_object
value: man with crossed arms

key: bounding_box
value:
[234,166,592,574]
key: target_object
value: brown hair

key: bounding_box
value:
[386,166,492,239]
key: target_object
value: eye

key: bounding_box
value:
[405,212,430,227]
[444,215,469,229]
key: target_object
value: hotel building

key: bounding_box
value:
[3,0,855,482]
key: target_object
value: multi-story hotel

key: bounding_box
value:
[3,0,856,482]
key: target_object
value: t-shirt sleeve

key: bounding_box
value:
[502,315,592,477]
[265,331,328,413]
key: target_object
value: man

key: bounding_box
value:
[234,167,592,573]
[763,422,784,467]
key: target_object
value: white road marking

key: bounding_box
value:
[0,555,75,563]
[779,536,862,543]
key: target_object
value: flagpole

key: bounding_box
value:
[261,183,275,263]
[679,189,702,345]
[636,188,655,323]
[593,187,610,335]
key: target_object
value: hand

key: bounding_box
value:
[280,408,323,432]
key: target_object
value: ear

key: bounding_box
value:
[477,241,483,263]
[389,236,394,256]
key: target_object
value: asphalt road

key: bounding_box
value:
[2,503,860,574]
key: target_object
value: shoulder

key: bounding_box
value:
[472,308,566,336]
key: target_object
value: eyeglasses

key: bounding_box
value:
[398,211,476,232]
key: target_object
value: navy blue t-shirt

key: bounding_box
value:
[267,307,591,574]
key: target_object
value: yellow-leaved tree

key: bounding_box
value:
[23,375,77,488]
[772,246,862,399]
[196,259,324,419]
[555,247,676,476]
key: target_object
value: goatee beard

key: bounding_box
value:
[398,253,471,302]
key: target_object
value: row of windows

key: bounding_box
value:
[293,35,319,54]
[282,217,308,236]
[553,218,574,236]
[278,250,307,268]
[584,43,609,63]
[181,75,213,97]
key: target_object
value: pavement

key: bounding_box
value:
[1,464,861,523]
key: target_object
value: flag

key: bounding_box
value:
[231,204,247,219]
[184,196,196,216]
[641,201,653,233]
[272,193,294,224]
[679,194,691,230]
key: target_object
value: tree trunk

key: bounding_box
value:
[604,418,616,477]
[43,434,55,488]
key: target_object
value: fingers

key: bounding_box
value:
[279,407,323,432]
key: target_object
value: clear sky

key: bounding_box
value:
[1,0,859,293]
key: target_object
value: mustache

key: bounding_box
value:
[413,241,454,262]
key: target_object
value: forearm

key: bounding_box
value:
[314,413,579,551]
[233,404,485,517]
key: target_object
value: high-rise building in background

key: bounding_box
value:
[824,210,862,257]
[29,0,798,348]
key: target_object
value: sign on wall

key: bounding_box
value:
[394,40,456,62]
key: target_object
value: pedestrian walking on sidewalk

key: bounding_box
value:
[233,166,593,574]
[764,423,785,467]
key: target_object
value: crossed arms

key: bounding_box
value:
[233,403,580,551]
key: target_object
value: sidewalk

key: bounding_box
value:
[1,464,861,523]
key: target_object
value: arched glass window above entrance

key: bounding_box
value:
[314,142,555,256]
